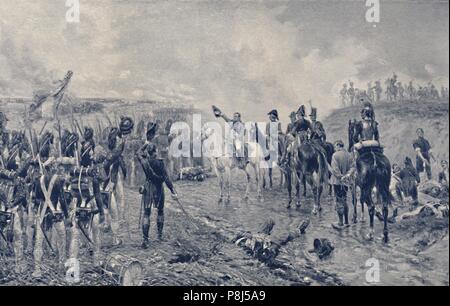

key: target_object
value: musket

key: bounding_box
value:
[56,120,63,158]
[39,121,48,136]
[74,118,83,137]
[103,113,113,127]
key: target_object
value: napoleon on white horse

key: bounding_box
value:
[202,119,270,203]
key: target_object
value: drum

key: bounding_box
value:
[103,254,143,286]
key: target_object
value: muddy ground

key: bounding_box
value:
[1,170,448,286]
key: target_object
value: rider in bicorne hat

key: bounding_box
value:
[266,109,283,146]
[309,108,326,143]
[286,111,297,135]
[281,105,312,168]
[212,106,247,168]
[291,105,312,140]
[309,107,330,164]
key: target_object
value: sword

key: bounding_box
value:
[40,221,55,254]
[138,193,144,231]
[173,197,199,231]
[0,229,13,253]
[77,220,94,245]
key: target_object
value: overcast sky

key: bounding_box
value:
[0,0,448,120]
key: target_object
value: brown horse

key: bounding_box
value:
[349,120,391,243]
[284,136,333,211]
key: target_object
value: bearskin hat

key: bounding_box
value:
[83,127,94,141]
[119,116,134,136]
[267,109,279,119]
[146,122,158,141]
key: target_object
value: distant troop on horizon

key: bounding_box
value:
[339,73,449,107]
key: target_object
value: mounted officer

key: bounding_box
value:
[266,109,283,159]
[291,105,312,140]
[309,107,331,165]
[309,108,326,143]
[351,102,380,153]
[286,111,297,135]
[212,106,247,168]
[282,105,311,168]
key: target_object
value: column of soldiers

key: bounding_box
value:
[339,74,448,107]
[0,110,176,278]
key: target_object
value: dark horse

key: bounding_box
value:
[349,120,391,243]
[285,134,331,214]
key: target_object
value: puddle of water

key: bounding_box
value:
[176,172,449,286]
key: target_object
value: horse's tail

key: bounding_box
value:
[374,154,392,205]
[317,149,328,186]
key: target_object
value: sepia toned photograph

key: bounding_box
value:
[0,0,448,292]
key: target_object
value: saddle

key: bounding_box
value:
[232,142,250,168]
[358,146,384,156]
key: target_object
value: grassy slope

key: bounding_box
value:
[322,101,449,172]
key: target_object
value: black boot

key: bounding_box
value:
[141,224,150,249]
[332,214,345,230]
[375,210,384,222]
[157,214,164,241]
[344,206,350,226]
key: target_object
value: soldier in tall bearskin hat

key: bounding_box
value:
[102,116,134,243]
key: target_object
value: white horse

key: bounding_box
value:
[202,124,268,203]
